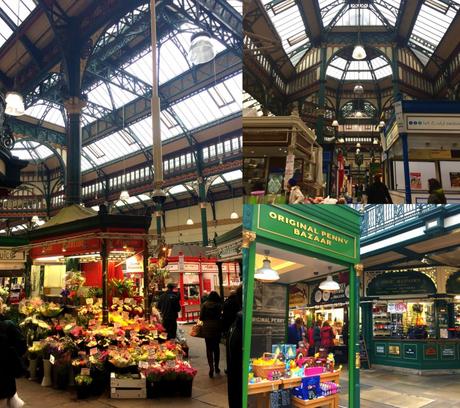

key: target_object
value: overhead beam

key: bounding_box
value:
[395,0,423,44]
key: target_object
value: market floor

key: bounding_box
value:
[15,328,229,408]
[339,367,460,407]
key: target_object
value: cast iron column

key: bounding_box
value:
[101,239,109,324]
[143,240,150,320]
[216,261,224,300]
[349,263,362,408]
[198,178,209,246]
[401,133,411,203]
[64,97,86,205]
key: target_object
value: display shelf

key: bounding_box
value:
[248,380,282,395]
[292,394,339,408]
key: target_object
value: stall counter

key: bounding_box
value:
[372,338,460,371]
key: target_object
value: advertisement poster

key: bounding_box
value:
[450,172,460,188]
[410,172,422,189]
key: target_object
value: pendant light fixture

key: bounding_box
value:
[5,1,25,116]
[230,190,238,219]
[332,119,339,127]
[319,267,340,292]
[379,120,385,128]
[189,32,215,65]
[352,0,366,60]
[354,57,364,94]
[254,250,279,283]
[186,206,194,225]
[31,215,39,224]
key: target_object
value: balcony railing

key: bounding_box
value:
[360,204,437,238]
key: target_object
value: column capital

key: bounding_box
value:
[355,263,364,277]
[64,97,87,114]
[242,230,256,248]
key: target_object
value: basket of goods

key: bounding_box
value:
[252,353,285,379]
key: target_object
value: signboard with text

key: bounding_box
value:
[367,272,436,297]
[406,115,460,132]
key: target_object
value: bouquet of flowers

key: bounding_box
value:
[28,343,43,360]
[89,350,108,371]
[175,361,197,380]
[19,297,43,316]
[108,349,135,368]
[39,302,63,318]
[75,375,92,386]
[145,364,165,382]
[0,286,8,301]
[20,316,51,345]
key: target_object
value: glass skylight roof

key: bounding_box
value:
[24,100,65,127]
[0,0,37,48]
[81,73,242,172]
[326,56,392,81]
[261,0,310,65]
[86,81,138,110]
[11,140,54,162]
[210,170,243,186]
[409,0,459,62]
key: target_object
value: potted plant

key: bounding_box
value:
[27,343,42,381]
[75,375,93,399]
[40,338,55,387]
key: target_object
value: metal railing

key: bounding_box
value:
[360,204,437,238]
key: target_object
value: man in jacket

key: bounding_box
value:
[287,317,305,345]
[157,283,181,339]
[366,174,393,204]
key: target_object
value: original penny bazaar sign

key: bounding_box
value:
[255,205,358,263]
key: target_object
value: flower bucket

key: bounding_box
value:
[90,368,107,396]
[178,378,193,397]
[76,385,91,400]
[28,358,38,381]
[146,381,163,399]
[41,359,52,387]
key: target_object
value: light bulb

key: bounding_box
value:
[332,120,339,127]
[352,45,366,60]
[230,211,239,219]
[186,218,194,225]
[5,91,25,116]
[353,84,364,94]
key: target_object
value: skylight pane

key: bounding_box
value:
[326,65,343,79]
[168,185,187,195]
[261,0,310,64]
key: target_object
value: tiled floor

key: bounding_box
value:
[339,368,460,408]
[14,331,229,407]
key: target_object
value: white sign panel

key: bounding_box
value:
[406,115,460,132]
[394,101,405,131]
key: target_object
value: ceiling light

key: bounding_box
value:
[186,218,194,225]
[319,275,340,292]
[356,143,361,148]
[352,45,366,60]
[355,111,363,118]
[254,250,279,283]
[379,121,385,127]
[5,91,25,116]
[353,84,364,94]
[332,120,339,127]
[31,215,39,224]
[373,138,379,145]
[119,190,130,201]
[189,32,215,65]
[230,211,239,219]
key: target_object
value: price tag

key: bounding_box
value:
[33,341,41,348]
[86,298,94,305]
[90,348,98,356]
[138,361,149,369]
[81,368,90,376]
[49,355,55,365]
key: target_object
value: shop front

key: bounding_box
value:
[382,100,460,203]
[243,204,361,407]
[364,269,460,372]
[0,237,27,303]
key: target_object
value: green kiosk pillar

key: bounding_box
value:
[198,178,209,246]
[243,204,361,407]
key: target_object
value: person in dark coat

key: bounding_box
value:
[0,299,27,405]
[227,311,242,408]
[366,174,393,204]
[428,178,447,204]
[287,317,304,345]
[200,291,223,378]
[157,283,181,340]
[320,321,335,351]
[222,285,242,336]
[313,320,322,353]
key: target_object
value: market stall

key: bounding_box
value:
[364,270,460,371]
[0,236,27,303]
[243,204,361,407]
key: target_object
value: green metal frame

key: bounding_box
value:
[242,204,361,407]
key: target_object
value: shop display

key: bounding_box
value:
[16,294,196,400]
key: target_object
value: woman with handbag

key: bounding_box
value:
[200,291,223,378]
[0,298,27,408]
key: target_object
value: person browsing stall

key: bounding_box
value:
[157,282,181,340]
[287,317,305,345]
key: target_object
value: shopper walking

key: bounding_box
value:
[313,321,321,353]
[200,291,223,378]
[0,298,27,408]
[307,323,315,356]
[222,285,242,336]
[320,321,335,352]
[287,317,304,345]
[157,283,181,340]
[366,174,393,204]
[428,178,447,204]
[287,178,305,204]
[227,311,242,408]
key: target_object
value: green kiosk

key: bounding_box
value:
[242,204,362,407]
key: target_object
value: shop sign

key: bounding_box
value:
[367,271,436,297]
[375,343,386,356]
[423,344,438,360]
[289,283,309,308]
[403,344,417,360]
[388,302,407,314]
[406,115,460,132]
[255,205,357,263]
[311,282,349,305]
[388,344,401,357]
[385,122,399,150]
[440,344,456,360]
[0,248,25,262]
